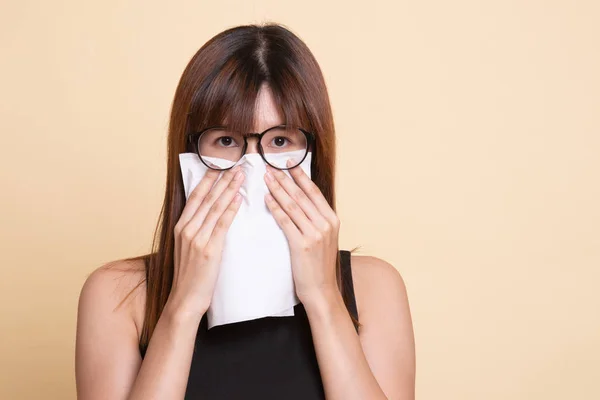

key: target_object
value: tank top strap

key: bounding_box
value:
[340,249,359,330]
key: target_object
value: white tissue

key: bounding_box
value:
[178,149,311,329]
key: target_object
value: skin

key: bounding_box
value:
[75,85,416,399]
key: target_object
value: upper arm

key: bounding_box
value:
[75,263,145,400]
[352,255,416,400]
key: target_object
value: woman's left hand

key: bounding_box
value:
[264,159,340,305]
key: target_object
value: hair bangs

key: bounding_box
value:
[187,59,314,138]
[187,56,261,136]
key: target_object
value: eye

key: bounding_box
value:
[217,136,239,147]
[271,136,289,147]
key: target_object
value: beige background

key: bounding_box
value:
[1,0,599,399]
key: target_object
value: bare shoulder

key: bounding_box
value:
[348,254,416,397]
[77,258,147,342]
[349,254,409,316]
[76,259,148,397]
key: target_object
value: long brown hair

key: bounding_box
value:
[119,22,359,357]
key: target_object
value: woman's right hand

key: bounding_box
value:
[166,164,245,321]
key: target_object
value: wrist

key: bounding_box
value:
[163,296,207,327]
[300,285,345,318]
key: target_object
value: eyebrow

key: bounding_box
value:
[220,124,288,134]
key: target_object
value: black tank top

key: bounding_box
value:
[141,249,358,400]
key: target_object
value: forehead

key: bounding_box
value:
[253,85,284,132]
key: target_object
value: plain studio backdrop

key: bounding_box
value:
[1,1,599,399]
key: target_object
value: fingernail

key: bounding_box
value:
[286,158,293,167]
[234,193,242,202]
[235,171,244,181]
[265,171,273,182]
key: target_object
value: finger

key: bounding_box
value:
[265,164,329,232]
[264,169,313,234]
[265,193,302,242]
[282,160,338,225]
[205,192,243,253]
[186,166,242,228]
[178,167,223,226]
[175,168,222,264]
[196,166,243,214]
[194,170,246,244]
[181,167,244,249]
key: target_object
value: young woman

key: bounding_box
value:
[75,22,415,400]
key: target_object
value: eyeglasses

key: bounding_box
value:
[188,124,315,171]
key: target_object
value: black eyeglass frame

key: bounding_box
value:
[187,124,316,171]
